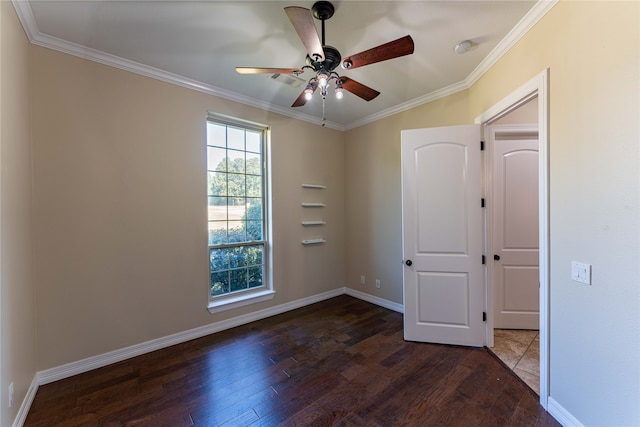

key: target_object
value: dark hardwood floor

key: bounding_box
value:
[24,295,559,426]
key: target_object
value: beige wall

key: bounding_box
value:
[0,2,36,426]
[345,1,639,424]
[31,46,345,370]
[344,90,469,301]
[493,96,537,125]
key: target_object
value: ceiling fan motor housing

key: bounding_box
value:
[306,45,341,72]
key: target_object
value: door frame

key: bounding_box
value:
[474,68,550,409]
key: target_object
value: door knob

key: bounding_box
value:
[405,260,413,266]
[494,255,501,261]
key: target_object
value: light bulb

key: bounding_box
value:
[318,72,329,88]
[303,83,313,101]
[335,79,344,99]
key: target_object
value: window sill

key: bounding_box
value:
[207,289,276,314]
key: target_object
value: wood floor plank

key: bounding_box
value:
[23,295,560,427]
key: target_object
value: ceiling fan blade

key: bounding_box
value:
[341,35,414,70]
[340,77,380,101]
[291,81,318,107]
[284,6,325,61]
[236,67,303,75]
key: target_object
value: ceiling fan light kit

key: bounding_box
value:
[236,1,415,124]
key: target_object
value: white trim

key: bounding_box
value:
[34,286,400,385]
[13,286,402,423]
[207,289,276,314]
[344,80,469,131]
[344,287,404,313]
[465,0,558,87]
[38,287,344,385]
[475,69,550,410]
[11,377,37,427]
[11,0,557,131]
[548,397,586,427]
[10,1,343,131]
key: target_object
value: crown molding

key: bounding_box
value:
[11,1,344,131]
[465,0,559,87]
[345,0,558,130]
[344,80,470,131]
[12,0,556,132]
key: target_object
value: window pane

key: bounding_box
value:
[210,247,230,272]
[208,196,227,208]
[207,147,227,171]
[210,271,230,296]
[208,198,227,223]
[230,268,248,292]
[228,201,246,221]
[227,220,245,243]
[246,131,261,153]
[247,245,263,266]
[246,221,262,241]
[229,246,247,269]
[248,266,263,288]
[245,199,261,220]
[207,123,227,148]
[227,150,245,173]
[208,221,228,245]
[227,173,246,199]
[246,175,261,198]
[227,127,244,151]
[246,152,261,175]
[208,172,227,197]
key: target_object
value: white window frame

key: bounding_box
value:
[206,112,274,313]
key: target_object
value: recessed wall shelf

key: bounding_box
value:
[301,202,325,207]
[301,220,326,226]
[301,184,326,189]
[302,239,326,245]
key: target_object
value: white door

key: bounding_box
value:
[401,124,484,347]
[492,130,539,329]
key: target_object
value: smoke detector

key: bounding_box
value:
[454,40,472,54]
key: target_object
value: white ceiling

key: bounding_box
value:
[18,1,543,129]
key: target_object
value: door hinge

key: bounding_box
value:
[480,140,485,151]
[481,198,485,208]
[483,312,487,322]
[482,255,486,265]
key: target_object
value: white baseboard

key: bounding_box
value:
[37,287,345,385]
[11,376,38,427]
[15,287,402,426]
[548,397,584,427]
[344,287,404,313]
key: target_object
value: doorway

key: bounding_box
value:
[475,69,549,407]
[485,101,540,393]
[400,69,549,407]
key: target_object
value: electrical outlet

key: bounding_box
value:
[375,279,381,289]
[360,275,366,285]
[8,382,13,408]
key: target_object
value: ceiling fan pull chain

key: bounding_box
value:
[322,95,326,126]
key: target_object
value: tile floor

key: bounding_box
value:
[490,329,540,394]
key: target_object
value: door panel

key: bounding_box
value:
[402,124,484,347]
[493,135,539,329]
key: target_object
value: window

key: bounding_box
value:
[207,113,272,311]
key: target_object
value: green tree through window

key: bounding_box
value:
[207,116,268,300]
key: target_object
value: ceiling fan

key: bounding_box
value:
[236,1,414,113]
